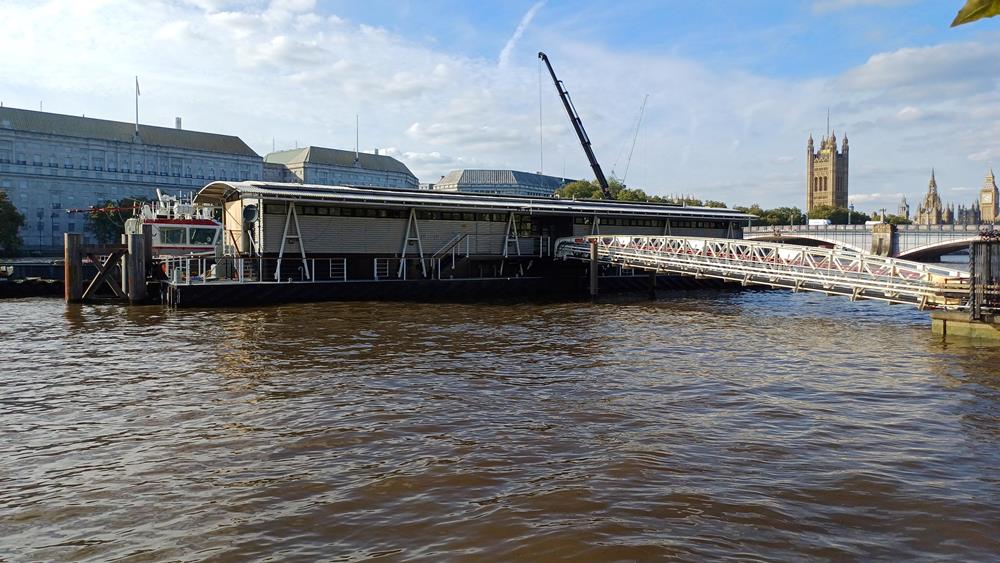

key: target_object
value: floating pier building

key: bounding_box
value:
[161,181,751,306]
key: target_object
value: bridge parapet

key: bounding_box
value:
[745,224,990,259]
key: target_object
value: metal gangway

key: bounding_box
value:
[554,235,971,310]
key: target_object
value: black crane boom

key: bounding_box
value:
[538,52,612,199]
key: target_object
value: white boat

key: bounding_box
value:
[125,190,222,256]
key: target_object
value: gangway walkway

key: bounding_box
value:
[554,235,971,310]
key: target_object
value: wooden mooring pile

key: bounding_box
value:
[63,226,154,304]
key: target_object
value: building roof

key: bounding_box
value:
[436,169,571,191]
[265,146,415,177]
[0,106,259,157]
[194,181,753,221]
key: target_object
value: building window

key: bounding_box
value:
[16,153,26,165]
[80,158,89,170]
[68,222,75,231]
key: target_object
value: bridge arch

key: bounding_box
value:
[897,237,979,261]
[743,234,868,254]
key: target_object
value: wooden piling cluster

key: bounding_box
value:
[64,225,153,305]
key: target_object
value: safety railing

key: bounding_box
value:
[555,235,971,309]
[160,256,350,285]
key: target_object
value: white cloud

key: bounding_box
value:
[0,0,996,212]
[849,192,902,204]
[498,1,546,68]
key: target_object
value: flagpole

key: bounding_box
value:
[134,76,139,136]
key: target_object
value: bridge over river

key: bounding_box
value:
[743,224,987,261]
[554,235,975,311]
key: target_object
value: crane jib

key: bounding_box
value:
[538,51,612,199]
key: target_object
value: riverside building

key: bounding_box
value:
[433,169,572,197]
[263,146,418,190]
[0,106,262,252]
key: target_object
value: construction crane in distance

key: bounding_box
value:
[622,93,649,185]
[538,51,612,199]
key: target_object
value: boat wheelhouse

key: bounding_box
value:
[125,190,222,256]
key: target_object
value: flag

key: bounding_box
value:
[135,76,140,96]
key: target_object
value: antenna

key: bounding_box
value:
[622,94,649,185]
[355,114,360,166]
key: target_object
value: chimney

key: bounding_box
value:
[374,148,379,156]
[175,117,182,130]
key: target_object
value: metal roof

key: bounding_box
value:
[194,181,753,220]
[435,169,572,191]
[0,106,260,157]
[264,146,415,177]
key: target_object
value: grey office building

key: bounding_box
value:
[263,146,418,190]
[0,106,262,251]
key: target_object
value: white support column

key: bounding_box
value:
[275,204,293,280]
[292,205,310,280]
[591,215,601,236]
[504,212,521,257]
[275,203,309,281]
[399,208,427,278]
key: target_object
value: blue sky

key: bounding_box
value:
[1,0,998,211]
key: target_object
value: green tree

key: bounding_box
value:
[704,200,728,208]
[556,180,603,199]
[883,214,912,225]
[0,191,26,256]
[808,205,871,225]
[85,197,148,244]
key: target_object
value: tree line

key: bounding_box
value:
[554,180,912,226]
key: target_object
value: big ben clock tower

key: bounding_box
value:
[980,169,998,224]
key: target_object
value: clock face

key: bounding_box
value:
[984,192,994,204]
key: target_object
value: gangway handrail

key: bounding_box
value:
[555,235,971,310]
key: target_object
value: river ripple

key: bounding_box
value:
[1,291,998,561]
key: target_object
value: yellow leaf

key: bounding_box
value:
[952,0,1000,27]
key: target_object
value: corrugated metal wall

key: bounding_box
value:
[261,213,512,255]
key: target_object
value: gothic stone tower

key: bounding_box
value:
[980,169,998,223]
[916,170,944,225]
[807,131,849,212]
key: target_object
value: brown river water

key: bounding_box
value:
[1,290,998,561]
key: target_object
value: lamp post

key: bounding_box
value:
[848,203,854,225]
